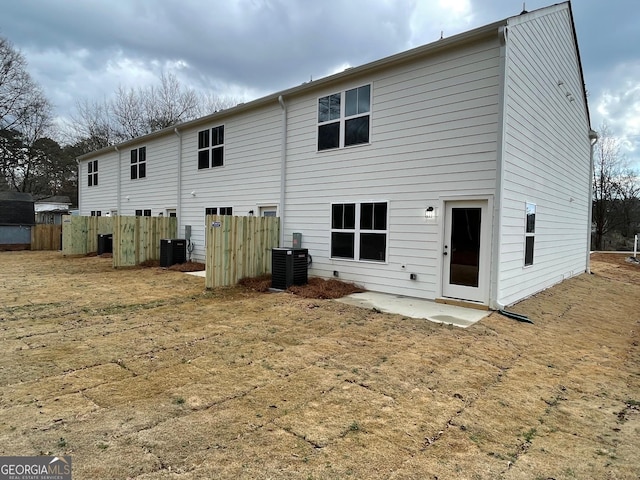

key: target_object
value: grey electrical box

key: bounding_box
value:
[292,232,302,248]
[185,225,191,240]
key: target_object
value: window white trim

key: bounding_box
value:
[524,202,536,267]
[130,146,146,180]
[317,84,372,152]
[87,160,98,187]
[330,200,388,263]
[198,125,224,169]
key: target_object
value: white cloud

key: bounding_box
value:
[594,62,640,166]
[409,0,473,47]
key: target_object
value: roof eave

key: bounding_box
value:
[77,19,505,162]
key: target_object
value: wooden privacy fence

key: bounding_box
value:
[62,215,113,255]
[112,216,177,267]
[205,215,280,288]
[62,215,177,267]
[31,224,62,250]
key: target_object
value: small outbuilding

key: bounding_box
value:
[34,196,72,225]
[0,191,35,251]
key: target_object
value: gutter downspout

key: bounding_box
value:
[174,128,182,230]
[115,146,120,215]
[278,95,287,247]
[489,25,509,311]
[586,129,599,273]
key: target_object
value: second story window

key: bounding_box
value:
[130,147,146,180]
[198,125,224,169]
[87,160,98,186]
[318,84,371,151]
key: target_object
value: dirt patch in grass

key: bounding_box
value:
[238,273,272,292]
[239,274,364,299]
[137,260,205,271]
[0,251,638,479]
[168,261,206,272]
[287,277,364,299]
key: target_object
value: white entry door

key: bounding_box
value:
[442,200,490,303]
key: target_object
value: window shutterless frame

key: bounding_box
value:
[524,202,536,267]
[317,84,372,151]
[198,125,224,169]
[330,200,388,263]
[87,160,98,187]
[130,146,146,180]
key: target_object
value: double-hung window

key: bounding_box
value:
[87,160,98,186]
[198,125,224,169]
[318,84,371,151]
[130,147,146,179]
[135,209,152,217]
[525,203,536,266]
[331,201,387,262]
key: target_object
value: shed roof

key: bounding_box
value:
[0,191,34,202]
[34,195,72,205]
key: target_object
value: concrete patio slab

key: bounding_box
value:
[336,292,490,328]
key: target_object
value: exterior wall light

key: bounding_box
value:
[190,191,196,196]
[425,206,435,219]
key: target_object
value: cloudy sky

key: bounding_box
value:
[1,0,639,166]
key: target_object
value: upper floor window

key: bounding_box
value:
[87,160,98,186]
[318,84,371,151]
[130,147,146,180]
[198,125,224,169]
[331,201,387,262]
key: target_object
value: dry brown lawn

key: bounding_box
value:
[0,251,638,479]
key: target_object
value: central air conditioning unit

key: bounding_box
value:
[160,238,187,267]
[271,248,309,290]
[97,234,113,255]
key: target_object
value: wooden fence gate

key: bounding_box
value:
[205,215,280,288]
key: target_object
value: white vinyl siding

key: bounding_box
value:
[284,36,501,299]
[121,137,179,217]
[79,151,118,215]
[75,4,589,309]
[497,5,591,306]
[180,103,283,261]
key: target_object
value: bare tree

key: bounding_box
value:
[592,123,640,249]
[112,86,146,140]
[614,167,640,239]
[144,72,200,131]
[68,72,241,148]
[64,98,115,152]
[3,96,54,193]
[195,91,241,118]
[0,36,47,130]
